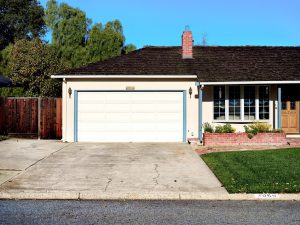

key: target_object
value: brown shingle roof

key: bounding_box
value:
[56,46,300,82]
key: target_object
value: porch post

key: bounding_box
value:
[198,84,203,143]
[277,86,281,129]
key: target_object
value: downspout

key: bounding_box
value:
[196,78,204,143]
[63,78,67,142]
[277,86,281,129]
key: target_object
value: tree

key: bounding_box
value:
[87,20,126,63]
[45,0,136,68]
[0,44,12,76]
[0,45,26,96]
[9,38,65,97]
[0,0,46,50]
[45,0,91,67]
[45,0,90,47]
[122,44,137,54]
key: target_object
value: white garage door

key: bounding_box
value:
[76,91,185,142]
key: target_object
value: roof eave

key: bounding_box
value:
[198,80,300,85]
[51,74,198,79]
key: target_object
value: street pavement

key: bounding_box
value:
[0,200,299,225]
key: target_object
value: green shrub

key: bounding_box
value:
[244,122,272,135]
[203,122,214,133]
[215,124,236,133]
[244,122,274,139]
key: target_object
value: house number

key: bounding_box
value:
[254,194,279,199]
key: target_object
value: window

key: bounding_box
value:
[213,86,225,120]
[213,85,270,121]
[290,101,296,110]
[281,101,287,110]
[244,86,256,120]
[259,86,269,119]
[229,86,240,120]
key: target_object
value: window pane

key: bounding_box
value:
[229,86,240,120]
[249,115,255,120]
[244,86,256,120]
[259,86,269,120]
[213,86,225,120]
[281,101,287,110]
[290,101,296,110]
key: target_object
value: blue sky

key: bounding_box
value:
[40,0,300,48]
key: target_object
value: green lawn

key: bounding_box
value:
[201,149,300,193]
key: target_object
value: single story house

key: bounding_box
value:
[52,29,300,143]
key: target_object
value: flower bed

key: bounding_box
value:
[203,132,287,146]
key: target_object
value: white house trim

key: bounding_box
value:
[199,80,300,85]
[51,75,197,79]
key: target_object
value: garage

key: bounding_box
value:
[75,91,186,142]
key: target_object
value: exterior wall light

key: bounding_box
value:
[189,87,193,98]
[68,87,72,97]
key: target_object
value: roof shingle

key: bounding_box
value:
[56,46,300,82]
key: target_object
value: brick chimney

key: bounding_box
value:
[182,28,193,59]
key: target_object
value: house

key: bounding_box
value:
[52,29,300,143]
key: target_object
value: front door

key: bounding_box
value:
[281,100,299,133]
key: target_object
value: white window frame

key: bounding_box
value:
[213,85,270,122]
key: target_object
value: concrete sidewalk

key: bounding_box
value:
[1,191,299,201]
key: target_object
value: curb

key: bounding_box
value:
[0,191,299,201]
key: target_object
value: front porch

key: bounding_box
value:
[197,82,300,142]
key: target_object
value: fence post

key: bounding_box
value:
[0,97,8,135]
[56,98,62,139]
[38,97,41,139]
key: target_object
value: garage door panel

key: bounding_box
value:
[78,122,133,132]
[131,105,181,113]
[79,105,183,114]
[132,123,181,131]
[78,114,132,123]
[132,115,181,122]
[80,132,132,142]
[78,113,135,121]
[79,132,182,142]
[77,91,184,142]
[79,122,182,132]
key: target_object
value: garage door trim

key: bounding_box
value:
[74,90,187,142]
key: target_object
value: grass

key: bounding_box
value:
[201,148,300,193]
[0,135,8,141]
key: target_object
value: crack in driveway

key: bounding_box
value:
[153,164,160,185]
[104,178,112,191]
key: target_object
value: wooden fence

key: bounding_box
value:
[0,97,62,139]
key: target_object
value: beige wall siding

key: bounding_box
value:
[63,79,199,142]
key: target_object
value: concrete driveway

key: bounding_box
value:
[0,139,68,185]
[0,140,227,199]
